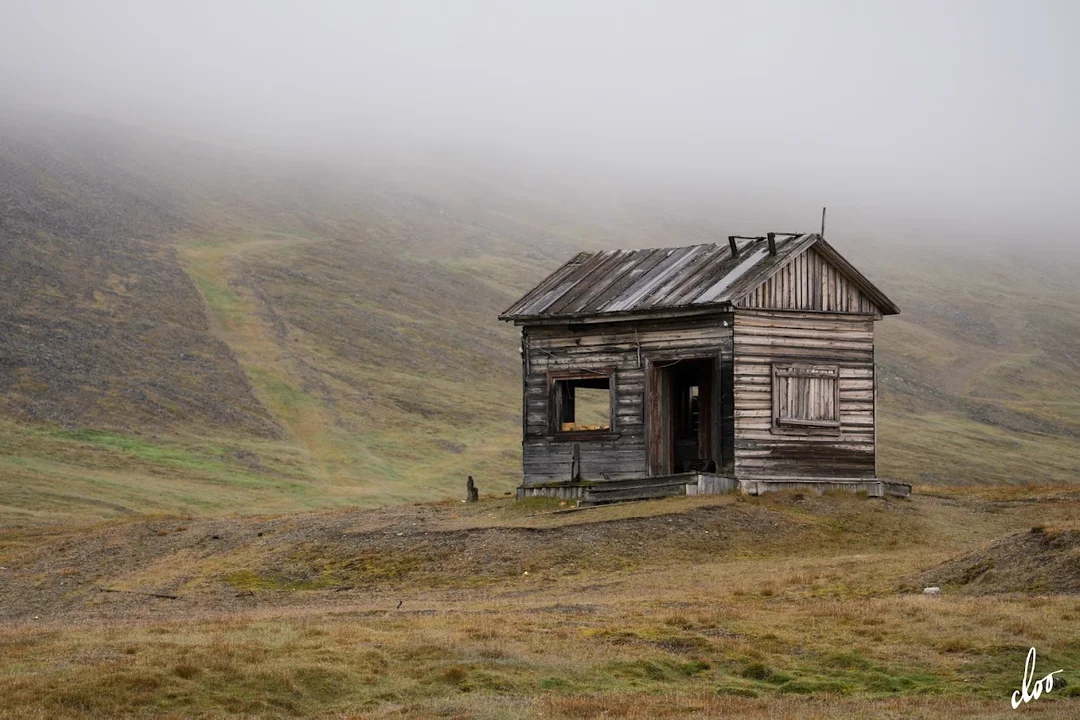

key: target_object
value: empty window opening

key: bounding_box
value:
[773,364,839,429]
[550,374,612,433]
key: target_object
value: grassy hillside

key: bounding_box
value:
[869,246,1080,485]
[0,114,1078,524]
[0,115,612,522]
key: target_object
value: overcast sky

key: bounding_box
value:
[1,0,1077,236]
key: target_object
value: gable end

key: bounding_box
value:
[733,239,899,316]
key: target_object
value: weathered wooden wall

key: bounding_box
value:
[737,247,880,315]
[732,309,876,479]
[521,316,733,486]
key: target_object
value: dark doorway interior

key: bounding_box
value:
[647,357,718,476]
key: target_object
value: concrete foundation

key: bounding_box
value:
[517,474,911,503]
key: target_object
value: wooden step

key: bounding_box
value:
[584,472,700,491]
[582,479,690,505]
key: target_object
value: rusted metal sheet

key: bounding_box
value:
[500,234,899,322]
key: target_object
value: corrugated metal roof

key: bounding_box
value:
[501,233,821,321]
[501,233,901,322]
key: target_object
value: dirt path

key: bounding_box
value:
[178,231,341,484]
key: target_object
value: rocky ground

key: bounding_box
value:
[918,524,1080,595]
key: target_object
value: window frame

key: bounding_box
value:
[771,363,841,434]
[546,368,617,440]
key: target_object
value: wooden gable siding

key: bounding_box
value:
[733,309,876,479]
[521,316,732,485]
[737,247,880,315]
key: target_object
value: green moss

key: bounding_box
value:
[539,677,572,690]
[678,660,711,676]
[778,678,854,695]
[823,651,873,671]
[715,684,760,698]
[605,659,675,682]
[194,276,243,324]
[740,662,791,684]
[245,367,318,412]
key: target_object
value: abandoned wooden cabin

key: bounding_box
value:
[499,232,909,504]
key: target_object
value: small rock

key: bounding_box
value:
[923,586,941,596]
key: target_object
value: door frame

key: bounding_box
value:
[644,351,723,477]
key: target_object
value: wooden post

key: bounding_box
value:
[466,476,479,502]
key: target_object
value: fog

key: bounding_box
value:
[1,0,1078,241]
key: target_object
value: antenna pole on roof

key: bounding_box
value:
[820,207,827,238]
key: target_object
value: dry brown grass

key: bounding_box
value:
[0,492,1078,718]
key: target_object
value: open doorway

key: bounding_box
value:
[647,357,718,476]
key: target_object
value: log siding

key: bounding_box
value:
[521,316,733,485]
[732,309,876,479]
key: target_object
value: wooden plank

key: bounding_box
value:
[734,335,875,351]
[734,325,873,341]
[737,306,873,322]
[738,349,874,364]
[532,326,733,349]
[736,315,873,331]
[734,429,874,442]
[734,409,773,418]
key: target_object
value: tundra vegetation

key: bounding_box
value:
[0,118,1078,718]
[0,491,1078,718]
